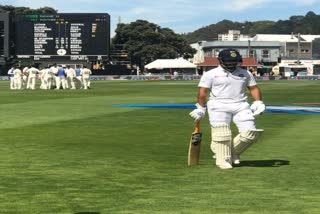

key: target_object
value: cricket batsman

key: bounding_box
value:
[189,48,266,169]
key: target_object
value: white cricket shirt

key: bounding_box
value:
[27,67,39,78]
[198,66,257,103]
[13,69,22,78]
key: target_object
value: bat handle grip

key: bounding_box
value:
[194,120,201,133]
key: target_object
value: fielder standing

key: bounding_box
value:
[22,66,29,89]
[65,65,76,89]
[13,65,22,90]
[80,65,92,90]
[43,66,54,89]
[189,48,266,169]
[38,67,46,89]
[26,65,39,90]
[50,63,58,88]
[7,66,15,90]
[75,65,83,89]
[55,65,67,90]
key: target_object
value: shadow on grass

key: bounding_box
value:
[238,159,290,167]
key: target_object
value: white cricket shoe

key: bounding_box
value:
[232,155,240,165]
[217,158,233,169]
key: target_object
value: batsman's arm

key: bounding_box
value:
[197,87,209,107]
[248,85,262,101]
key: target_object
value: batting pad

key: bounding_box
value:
[215,141,232,169]
[210,125,232,155]
[211,125,232,168]
[211,125,232,141]
[233,129,264,155]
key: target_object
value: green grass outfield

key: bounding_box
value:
[0,80,319,214]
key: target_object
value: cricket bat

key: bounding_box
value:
[188,120,202,166]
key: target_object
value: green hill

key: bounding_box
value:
[184,11,320,43]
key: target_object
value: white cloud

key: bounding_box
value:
[221,0,271,11]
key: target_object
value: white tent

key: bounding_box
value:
[145,58,197,69]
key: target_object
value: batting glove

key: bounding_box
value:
[250,100,266,116]
[189,103,206,121]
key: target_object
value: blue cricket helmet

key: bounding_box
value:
[218,48,242,72]
[218,48,242,63]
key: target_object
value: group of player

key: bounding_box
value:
[7,64,92,90]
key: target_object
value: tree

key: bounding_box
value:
[0,5,57,14]
[183,11,320,43]
[112,20,196,70]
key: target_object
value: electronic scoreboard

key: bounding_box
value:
[15,13,110,61]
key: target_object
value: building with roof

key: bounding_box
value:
[252,34,320,59]
[191,32,320,76]
[218,30,250,41]
[192,40,282,65]
[197,57,259,73]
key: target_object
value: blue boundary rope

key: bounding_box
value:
[113,103,320,115]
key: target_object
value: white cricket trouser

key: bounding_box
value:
[40,77,46,89]
[55,76,67,89]
[22,76,27,89]
[14,77,22,89]
[44,76,53,89]
[27,76,36,89]
[61,77,67,89]
[66,76,76,89]
[9,77,15,89]
[207,100,256,132]
[82,77,90,89]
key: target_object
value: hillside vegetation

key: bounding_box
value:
[183,11,320,43]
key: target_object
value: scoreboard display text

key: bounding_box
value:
[15,13,110,61]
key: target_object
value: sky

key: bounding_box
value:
[2,0,320,36]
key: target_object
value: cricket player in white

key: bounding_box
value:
[7,67,15,90]
[190,48,266,169]
[26,66,39,90]
[80,66,92,90]
[50,64,58,88]
[13,66,22,90]
[43,66,54,89]
[22,66,29,89]
[38,67,46,89]
[65,65,76,89]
